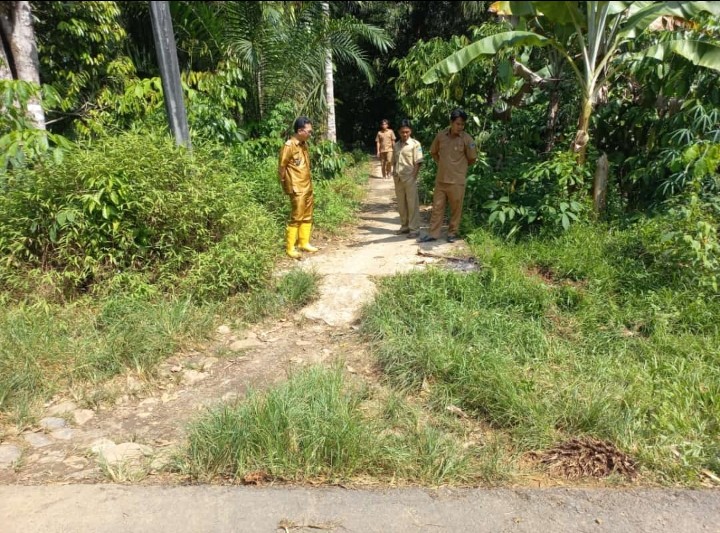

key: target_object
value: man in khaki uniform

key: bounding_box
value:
[278,116,318,259]
[418,109,477,243]
[375,119,396,179]
[392,119,423,238]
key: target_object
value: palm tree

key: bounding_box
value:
[221,1,392,138]
[221,1,284,126]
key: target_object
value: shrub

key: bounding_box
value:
[482,151,591,238]
[638,194,720,291]
[310,140,354,180]
[0,131,278,300]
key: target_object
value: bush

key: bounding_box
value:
[482,151,591,238]
[310,140,354,180]
[637,194,720,291]
[0,131,278,300]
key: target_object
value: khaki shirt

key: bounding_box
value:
[278,137,312,194]
[375,129,396,153]
[393,138,423,182]
[430,129,477,185]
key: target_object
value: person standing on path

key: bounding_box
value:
[418,109,477,243]
[278,117,318,259]
[375,119,396,179]
[392,119,423,238]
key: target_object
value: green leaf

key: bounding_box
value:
[533,2,585,26]
[562,213,570,230]
[498,59,513,88]
[422,32,554,84]
[620,2,720,40]
[635,40,720,73]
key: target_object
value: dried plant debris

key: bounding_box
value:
[530,437,637,479]
[242,470,271,485]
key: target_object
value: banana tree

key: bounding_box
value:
[422,1,720,169]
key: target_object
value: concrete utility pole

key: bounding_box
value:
[149,1,191,149]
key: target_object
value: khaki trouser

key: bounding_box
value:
[380,151,393,176]
[394,176,421,232]
[428,181,465,238]
[289,190,314,226]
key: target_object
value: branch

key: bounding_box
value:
[511,59,550,86]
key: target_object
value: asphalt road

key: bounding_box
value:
[1,485,719,533]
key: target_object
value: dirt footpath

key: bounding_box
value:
[0,160,466,485]
[1,160,718,532]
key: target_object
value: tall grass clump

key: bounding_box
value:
[181,365,478,484]
[362,225,720,483]
[185,366,379,480]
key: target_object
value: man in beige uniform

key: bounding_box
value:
[418,109,477,243]
[392,119,423,238]
[278,116,318,259]
[375,119,396,179]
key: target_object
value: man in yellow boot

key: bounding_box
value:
[278,117,318,259]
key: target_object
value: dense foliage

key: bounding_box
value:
[0,132,279,301]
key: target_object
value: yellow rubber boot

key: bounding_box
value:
[286,225,301,259]
[298,223,319,253]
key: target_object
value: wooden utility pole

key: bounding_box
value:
[149,1,191,149]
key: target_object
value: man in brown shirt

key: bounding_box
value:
[375,119,396,179]
[278,117,318,259]
[418,109,477,243]
[392,119,423,237]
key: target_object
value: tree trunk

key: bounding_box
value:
[0,3,16,80]
[256,68,264,121]
[593,152,609,215]
[572,96,592,165]
[322,2,336,143]
[0,37,12,80]
[544,84,561,153]
[0,1,44,128]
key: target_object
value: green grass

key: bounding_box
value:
[0,268,321,426]
[0,135,365,425]
[313,163,368,233]
[0,295,212,425]
[361,224,720,484]
[180,365,507,484]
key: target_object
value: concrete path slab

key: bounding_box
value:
[1,485,718,533]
